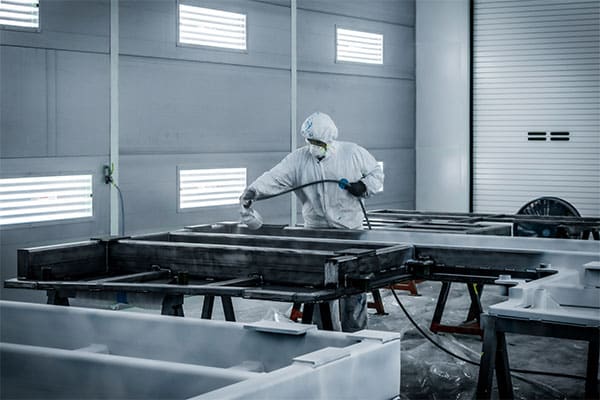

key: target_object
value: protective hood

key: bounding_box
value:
[301,112,338,144]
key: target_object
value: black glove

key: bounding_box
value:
[240,188,257,208]
[346,180,367,197]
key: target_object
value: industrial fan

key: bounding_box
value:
[513,196,581,238]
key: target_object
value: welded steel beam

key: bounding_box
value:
[108,240,412,287]
[365,219,511,235]
[17,241,105,280]
[413,246,546,271]
[153,231,395,252]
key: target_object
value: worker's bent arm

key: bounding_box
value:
[247,151,299,197]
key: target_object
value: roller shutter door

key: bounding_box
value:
[472,0,600,216]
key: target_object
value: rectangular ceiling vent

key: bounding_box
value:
[336,27,383,65]
[0,0,39,29]
[0,175,93,226]
[179,168,246,209]
[178,4,246,51]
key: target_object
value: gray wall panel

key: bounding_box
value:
[298,0,414,26]
[369,148,415,208]
[0,156,110,301]
[120,153,291,234]
[297,9,414,78]
[119,56,291,154]
[297,72,414,149]
[415,0,470,212]
[253,0,290,7]
[0,0,109,53]
[1,46,48,157]
[417,146,468,209]
[1,47,110,158]
[56,51,110,156]
[120,0,291,69]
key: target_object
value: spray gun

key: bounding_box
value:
[240,196,264,230]
[239,178,371,230]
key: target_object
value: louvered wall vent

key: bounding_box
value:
[336,27,383,65]
[178,168,246,209]
[0,175,93,225]
[178,4,247,51]
[0,0,39,29]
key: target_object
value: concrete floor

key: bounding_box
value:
[92,280,591,399]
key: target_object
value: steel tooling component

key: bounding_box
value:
[7,224,598,307]
[17,241,106,280]
[367,209,600,238]
[13,234,413,289]
[365,219,511,235]
[184,223,599,254]
[108,238,411,288]
[368,209,600,226]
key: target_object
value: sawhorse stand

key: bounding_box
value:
[366,282,422,315]
[430,282,484,336]
[476,314,600,399]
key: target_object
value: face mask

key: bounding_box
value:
[309,144,327,160]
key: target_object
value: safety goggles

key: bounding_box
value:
[306,138,328,149]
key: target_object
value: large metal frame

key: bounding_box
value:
[12,234,411,290]
[7,224,591,323]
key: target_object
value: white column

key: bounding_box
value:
[110,0,120,234]
[290,0,297,227]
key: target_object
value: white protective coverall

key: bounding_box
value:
[247,113,384,229]
[245,112,384,331]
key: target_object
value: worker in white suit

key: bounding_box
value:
[240,111,384,332]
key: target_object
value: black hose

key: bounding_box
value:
[254,179,340,201]
[113,183,125,236]
[253,179,373,229]
[359,198,372,230]
[390,288,587,381]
